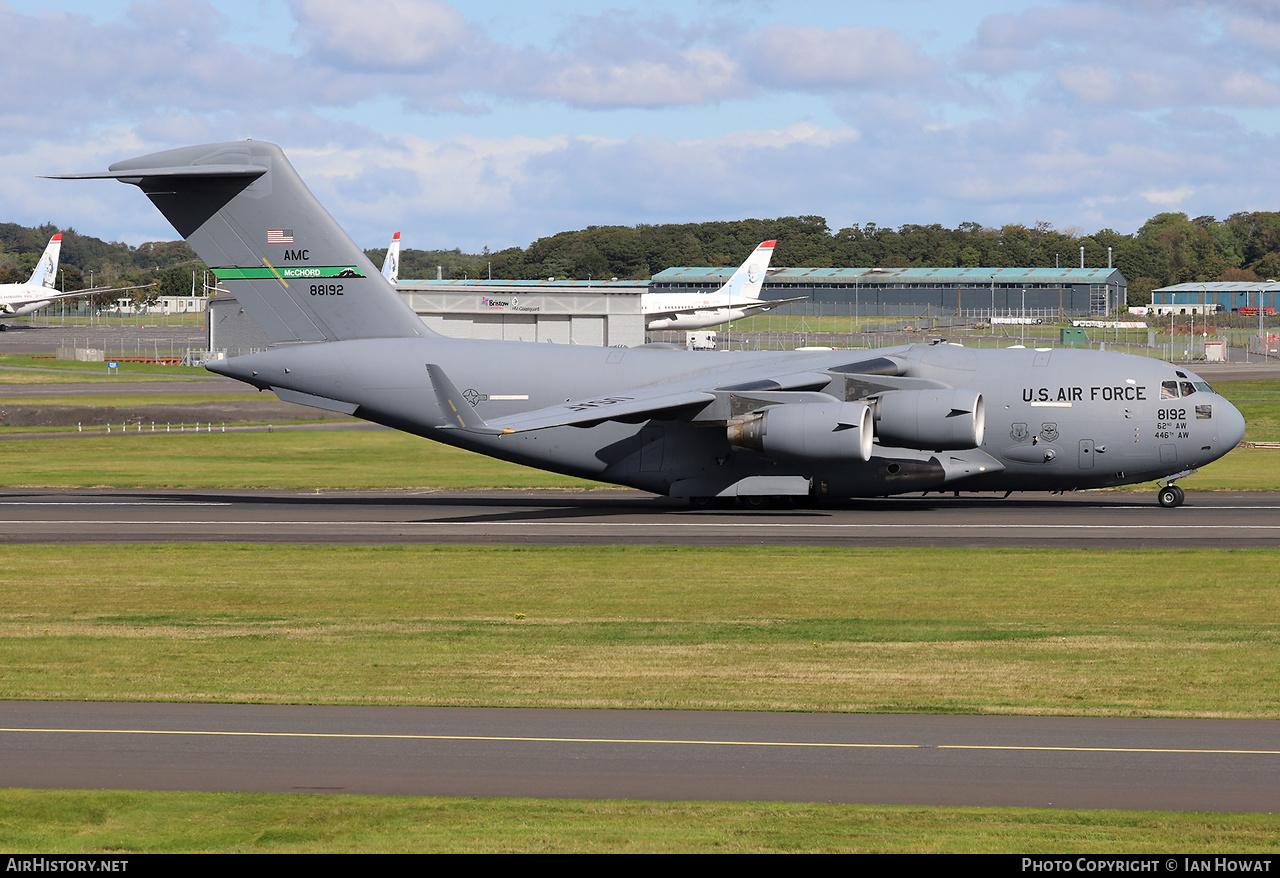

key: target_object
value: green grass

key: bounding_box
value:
[0,430,600,488]
[3,545,1279,716]
[0,393,269,407]
[0,354,204,382]
[0,427,1264,490]
[19,312,207,328]
[1219,380,1280,443]
[2,790,1276,853]
[0,358,1272,489]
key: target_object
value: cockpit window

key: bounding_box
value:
[1161,379,1214,398]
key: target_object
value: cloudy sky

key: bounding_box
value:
[3,0,1280,254]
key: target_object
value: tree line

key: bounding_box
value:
[8,211,1280,308]
[377,212,1280,307]
[0,222,202,308]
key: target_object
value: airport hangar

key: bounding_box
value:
[207,266,1128,352]
[1151,281,1280,315]
[209,277,649,354]
[651,265,1128,319]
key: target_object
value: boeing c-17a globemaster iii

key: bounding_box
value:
[52,141,1246,508]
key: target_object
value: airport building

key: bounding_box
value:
[209,265,1128,352]
[208,278,647,354]
[650,266,1128,318]
[1150,281,1280,315]
[395,278,646,346]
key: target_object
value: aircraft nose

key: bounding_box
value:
[1219,399,1247,449]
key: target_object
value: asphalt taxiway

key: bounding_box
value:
[3,701,1278,812]
[6,488,1278,812]
[2,487,1279,548]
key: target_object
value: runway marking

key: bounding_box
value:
[2,520,1280,531]
[0,502,233,507]
[3,727,1279,756]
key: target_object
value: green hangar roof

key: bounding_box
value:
[651,266,1125,285]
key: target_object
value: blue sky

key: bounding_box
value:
[4,0,1280,254]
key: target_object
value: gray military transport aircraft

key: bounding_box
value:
[53,141,1246,508]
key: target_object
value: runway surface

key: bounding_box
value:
[3,701,1277,812]
[1,487,1279,547]
[6,486,1277,812]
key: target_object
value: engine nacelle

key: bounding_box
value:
[727,401,873,463]
[874,388,984,450]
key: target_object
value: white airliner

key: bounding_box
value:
[642,240,804,331]
[381,231,400,283]
[0,234,69,326]
[0,233,156,330]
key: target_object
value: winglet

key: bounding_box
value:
[426,363,503,434]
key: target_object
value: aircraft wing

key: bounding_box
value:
[484,388,718,434]
[50,282,158,302]
[429,356,901,435]
[739,295,808,316]
[1,282,158,312]
[428,362,717,434]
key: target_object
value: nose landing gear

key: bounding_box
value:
[1157,483,1185,508]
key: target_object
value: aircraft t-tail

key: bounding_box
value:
[53,141,1246,507]
[643,239,807,331]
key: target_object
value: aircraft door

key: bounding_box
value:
[1079,439,1095,469]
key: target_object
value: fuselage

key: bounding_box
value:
[209,339,1246,501]
[0,285,54,317]
[642,292,761,331]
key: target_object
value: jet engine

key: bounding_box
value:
[726,401,874,463]
[873,388,984,450]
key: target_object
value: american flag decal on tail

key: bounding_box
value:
[267,229,294,244]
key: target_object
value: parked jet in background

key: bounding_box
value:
[642,240,805,331]
[0,233,157,330]
[381,231,400,283]
[55,142,1246,507]
[0,234,69,327]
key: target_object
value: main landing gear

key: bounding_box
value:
[1157,483,1185,508]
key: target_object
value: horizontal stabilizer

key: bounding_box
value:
[50,165,267,182]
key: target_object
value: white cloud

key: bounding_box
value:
[535,46,747,108]
[1141,186,1196,206]
[289,0,473,72]
[748,25,939,90]
[7,0,1280,255]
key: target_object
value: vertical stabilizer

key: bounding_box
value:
[718,240,775,301]
[382,231,401,283]
[28,234,62,289]
[52,141,427,343]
